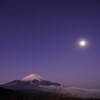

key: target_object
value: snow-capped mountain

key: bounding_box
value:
[1,74,61,93]
[1,73,100,99]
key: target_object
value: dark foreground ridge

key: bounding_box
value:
[0,87,100,100]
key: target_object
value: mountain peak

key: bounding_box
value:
[21,74,45,81]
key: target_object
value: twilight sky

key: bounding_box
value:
[0,0,100,88]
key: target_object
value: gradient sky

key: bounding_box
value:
[0,0,100,89]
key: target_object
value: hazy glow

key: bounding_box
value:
[79,40,87,47]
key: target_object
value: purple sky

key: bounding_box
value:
[0,0,100,88]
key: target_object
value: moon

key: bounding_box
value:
[79,40,87,47]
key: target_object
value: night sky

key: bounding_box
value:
[0,0,100,89]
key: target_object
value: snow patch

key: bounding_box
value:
[21,74,45,81]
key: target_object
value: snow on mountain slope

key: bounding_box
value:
[21,74,45,81]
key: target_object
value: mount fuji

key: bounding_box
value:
[0,74,61,93]
[0,73,100,99]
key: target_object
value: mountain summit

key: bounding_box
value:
[21,74,45,81]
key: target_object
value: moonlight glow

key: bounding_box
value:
[79,40,87,47]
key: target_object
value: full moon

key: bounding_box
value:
[79,40,87,47]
